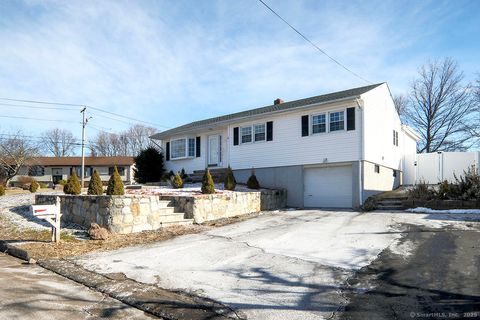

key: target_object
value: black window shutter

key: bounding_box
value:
[196,136,201,157]
[301,115,309,137]
[266,121,273,141]
[166,142,170,161]
[347,107,355,131]
[233,127,239,145]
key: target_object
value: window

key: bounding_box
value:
[171,138,187,159]
[374,165,380,174]
[72,166,92,177]
[329,111,345,132]
[28,166,45,176]
[109,166,125,176]
[393,130,399,146]
[241,126,252,143]
[312,114,326,134]
[254,123,266,142]
[188,138,195,157]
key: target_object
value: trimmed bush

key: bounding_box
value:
[201,169,215,194]
[0,185,5,196]
[88,170,104,195]
[171,172,184,189]
[57,179,67,186]
[224,166,236,191]
[247,168,260,189]
[64,172,81,195]
[29,179,40,193]
[106,166,125,195]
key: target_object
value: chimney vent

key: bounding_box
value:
[274,98,284,105]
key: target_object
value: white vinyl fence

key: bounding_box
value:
[411,152,480,184]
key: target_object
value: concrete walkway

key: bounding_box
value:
[0,253,154,320]
[74,210,480,320]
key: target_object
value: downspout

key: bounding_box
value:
[356,98,364,206]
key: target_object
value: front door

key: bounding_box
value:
[208,135,220,166]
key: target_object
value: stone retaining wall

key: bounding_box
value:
[35,194,174,234]
[160,189,287,224]
[402,199,480,210]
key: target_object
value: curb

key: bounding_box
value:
[38,259,244,320]
[0,240,31,261]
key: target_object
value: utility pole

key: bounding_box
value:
[80,107,91,190]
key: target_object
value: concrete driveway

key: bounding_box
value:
[75,210,480,320]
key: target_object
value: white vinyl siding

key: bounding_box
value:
[229,102,360,170]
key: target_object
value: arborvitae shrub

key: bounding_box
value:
[106,166,124,195]
[29,179,40,193]
[171,172,184,189]
[201,169,215,194]
[0,185,5,196]
[64,171,81,195]
[247,168,260,189]
[88,170,104,195]
[224,166,236,191]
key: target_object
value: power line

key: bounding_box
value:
[0,97,170,129]
[0,115,80,123]
[257,0,372,84]
[0,102,81,111]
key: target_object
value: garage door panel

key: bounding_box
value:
[304,166,352,208]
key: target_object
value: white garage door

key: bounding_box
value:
[304,165,353,208]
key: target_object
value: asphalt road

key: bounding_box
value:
[337,225,480,320]
[0,253,154,320]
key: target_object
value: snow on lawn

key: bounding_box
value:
[407,207,480,214]
[126,183,267,196]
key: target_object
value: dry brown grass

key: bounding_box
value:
[1,211,262,260]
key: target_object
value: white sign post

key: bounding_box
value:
[31,197,62,243]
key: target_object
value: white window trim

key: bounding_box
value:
[240,126,252,144]
[253,123,266,142]
[310,113,327,135]
[328,109,346,133]
[170,137,196,160]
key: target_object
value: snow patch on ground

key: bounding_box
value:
[126,183,268,196]
[407,207,480,214]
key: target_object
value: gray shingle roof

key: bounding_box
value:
[151,83,383,139]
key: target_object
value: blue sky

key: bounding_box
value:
[0,0,479,137]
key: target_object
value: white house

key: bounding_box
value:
[151,83,420,208]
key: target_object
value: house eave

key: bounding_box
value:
[151,95,360,140]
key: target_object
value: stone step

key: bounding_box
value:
[157,200,173,208]
[376,206,405,211]
[160,219,194,227]
[377,200,403,205]
[158,212,187,223]
[156,207,176,214]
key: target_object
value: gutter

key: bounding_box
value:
[151,95,361,140]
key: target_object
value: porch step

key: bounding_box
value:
[376,198,406,210]
[160,219,194,227]
[158,212,187,223]
[186,168,229,183]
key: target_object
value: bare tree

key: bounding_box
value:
[41,128,77,156]
[404,58,475,153]
[0,131,39,185]
[127,124,157,156]
[90,124,157,157]
[393,94,408,122]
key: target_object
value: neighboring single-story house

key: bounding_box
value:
[10,156,135,187]
[151,83,420,208]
